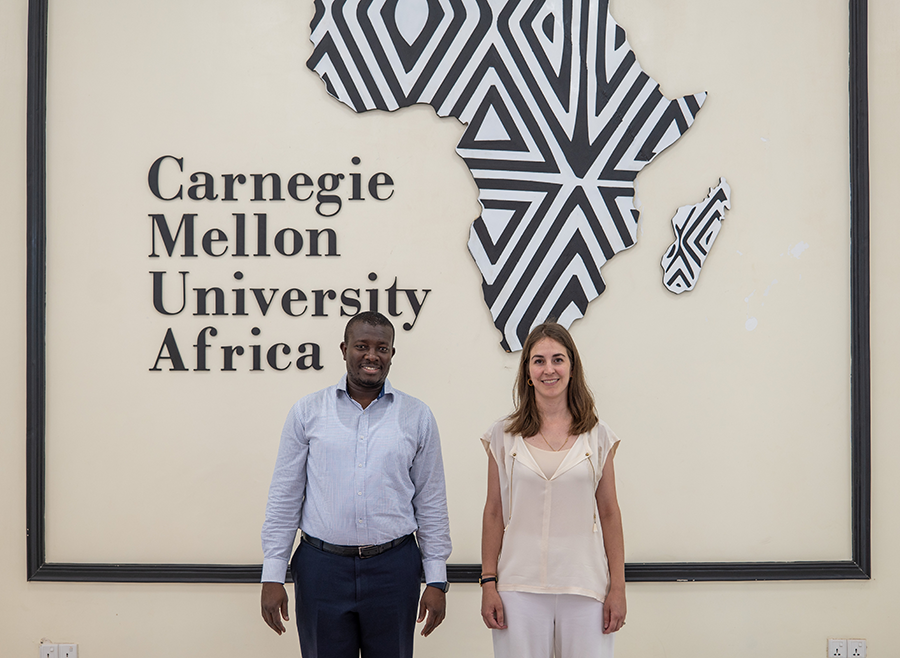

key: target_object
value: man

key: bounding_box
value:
[260,311,451,658]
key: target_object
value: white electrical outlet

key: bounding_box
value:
[39,644,58,658]
[59,644,78,658]
[828,639,847,658]
[848,640,866,658]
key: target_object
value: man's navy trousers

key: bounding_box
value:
[290,534,422,658]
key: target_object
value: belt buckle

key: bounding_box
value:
[358,544,377,559]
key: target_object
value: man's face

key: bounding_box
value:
[340,322,395,393]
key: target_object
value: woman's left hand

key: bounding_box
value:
[603,586,626,634]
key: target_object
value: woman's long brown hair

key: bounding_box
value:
[505,322,598,438]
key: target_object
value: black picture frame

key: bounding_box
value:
[26,0,870,583]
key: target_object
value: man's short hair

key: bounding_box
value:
[343,311,395,345]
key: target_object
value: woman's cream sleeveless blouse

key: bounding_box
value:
[481,419,620,602]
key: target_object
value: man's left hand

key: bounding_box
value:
[416,585,446,637]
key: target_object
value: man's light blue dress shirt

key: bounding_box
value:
[261,375,451,584]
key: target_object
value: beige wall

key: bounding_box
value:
[2,0,899,656]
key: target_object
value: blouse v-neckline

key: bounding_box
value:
[516,434,591,481]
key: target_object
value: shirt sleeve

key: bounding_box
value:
[481,419,505,462]
[409,408,452,583]
[260,404,309,583]
[597,420,621,474]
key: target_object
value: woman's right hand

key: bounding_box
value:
[481,584,507,629]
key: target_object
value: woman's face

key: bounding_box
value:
[527,337,572,403]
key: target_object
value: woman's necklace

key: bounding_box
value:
[537,430,570,452]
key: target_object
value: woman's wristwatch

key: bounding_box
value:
[478,575,497,587]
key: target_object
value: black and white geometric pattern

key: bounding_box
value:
[660,178,730,294]
[308,0,706,350]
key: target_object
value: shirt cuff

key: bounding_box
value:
[422,558,447,584]
[261,558,290,584]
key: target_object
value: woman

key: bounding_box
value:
[480,322,626,658]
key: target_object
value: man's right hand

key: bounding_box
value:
[261,582,290,635]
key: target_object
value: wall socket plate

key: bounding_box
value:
[848,640,867,658]
[59,644,78,658]
[40,642,77,658]
[828,639,847,658]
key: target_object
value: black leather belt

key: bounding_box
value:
[301,532,412,558]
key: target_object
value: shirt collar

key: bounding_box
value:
[337,373,393,401]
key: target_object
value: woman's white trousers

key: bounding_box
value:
[492,591,615,658]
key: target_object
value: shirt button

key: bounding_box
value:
[357,491,362,495]
[358,519,363,523]
[358,463,363,468]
